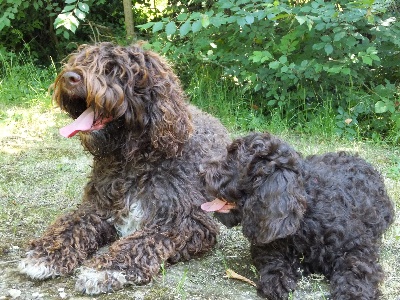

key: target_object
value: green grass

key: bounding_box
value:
[187,67,343,140]
[0,48,56,111]
[0,57,399,299]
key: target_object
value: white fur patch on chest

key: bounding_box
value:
[114,202,143,237]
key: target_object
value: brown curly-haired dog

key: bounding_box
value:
[203,132,394,300]
[18,42,230,294]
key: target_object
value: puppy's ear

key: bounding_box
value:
[241,142,307,244]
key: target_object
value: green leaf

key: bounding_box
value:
[152,22,164,33]
[245,15,254,24]
[315,22,325,31]
[279,55,287,64]
[237,17,246,27]
[74,8,85,21]
[137,22,154,30]
[362,56,373,65]
[192,20,202,33]
[210,16,225,27]
[177,13,187,21]
[179,21,191,37]
[62,5,75,13]
[0,17,10,30]
[295,16,307,25]
[324,44,333,55]
[78,3,89,13]
[63,30,70,39]
[300,6,312,13]
[269,61,280,69]
[375,101,388,113]
[321,35,331,42]
[69,14,79,27]
[300,60,308,67]
[328,66,341,73]
[341,68,351,75]
[165,21,176,35]
[370,54,380,62]
[333,31,346,42]
[250,51,272,63]
[311,1,320,9]
[261,52,272,63]
[201,14,210,28]
[65,0,77,3]
[313,42,325,50]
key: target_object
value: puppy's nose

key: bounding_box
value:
[63,71,82,86]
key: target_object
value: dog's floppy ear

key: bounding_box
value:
[146,52,193,158]
[241,141,307,244]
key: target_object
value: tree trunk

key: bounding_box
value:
[123,0,135,42]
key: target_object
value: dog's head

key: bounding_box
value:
[204,133,307,244]
[52,42,192,158]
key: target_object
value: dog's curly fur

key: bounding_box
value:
[18,42,231,294]
[203,132,394,300]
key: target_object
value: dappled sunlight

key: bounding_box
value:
[0,106,62,155]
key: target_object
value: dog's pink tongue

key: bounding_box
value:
[59,107,94,138]
[201,198,236,213]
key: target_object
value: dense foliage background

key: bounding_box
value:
[1,0,399,143]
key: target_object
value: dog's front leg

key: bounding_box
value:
[18,207,117,279]
[251,243,301,300]
[75,230,176,295]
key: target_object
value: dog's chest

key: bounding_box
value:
[113,202,144,237]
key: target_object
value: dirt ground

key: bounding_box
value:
[0,107,399,300]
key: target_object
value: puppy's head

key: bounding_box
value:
[204,133,307,244]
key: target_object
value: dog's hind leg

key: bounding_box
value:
[250,243,301,300]
[18,207,117,279]
[329,243,384,300]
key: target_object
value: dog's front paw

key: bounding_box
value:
[18,251,61,280]
[257,273,297,300]
[75,267,128,295]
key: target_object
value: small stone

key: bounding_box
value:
[32,292,43,298]
[8,289,21,299]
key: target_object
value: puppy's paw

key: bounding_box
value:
[257,273,297,300]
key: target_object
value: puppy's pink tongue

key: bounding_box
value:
[59,107,94,138]
[201,198,236,213]
[201,198,227,212]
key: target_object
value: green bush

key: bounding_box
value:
[140,0,400,143]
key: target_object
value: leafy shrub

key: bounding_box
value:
[0,0,147,64]
[140,0,400,142]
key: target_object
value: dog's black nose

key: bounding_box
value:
[63,71,82,85]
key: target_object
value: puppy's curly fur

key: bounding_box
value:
[204,132,394,300]
[18,42,231,294]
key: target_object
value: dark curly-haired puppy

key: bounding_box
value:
[203,132,394,300]
[18,42,231,294]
